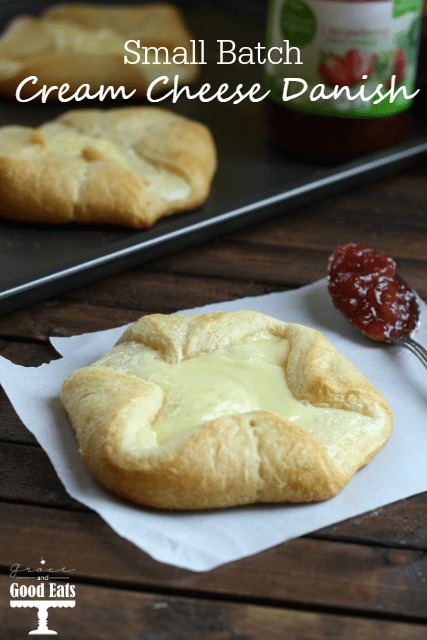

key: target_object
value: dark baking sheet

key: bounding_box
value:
[1,0,427,315]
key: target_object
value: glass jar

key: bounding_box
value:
[264,0,423,161]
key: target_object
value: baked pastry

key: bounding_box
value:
[0,107,217,228]
[0,3,199,99]
[60,310,392,510]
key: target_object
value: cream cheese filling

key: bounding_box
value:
[96,336,380,458]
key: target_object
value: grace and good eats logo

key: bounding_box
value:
[9,557,76,636]
[13,0,422,112]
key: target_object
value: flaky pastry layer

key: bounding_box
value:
[60,311,392,510]
[0,106,217,228]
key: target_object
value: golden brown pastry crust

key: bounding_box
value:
[0,3,199,99]
[60,311,392,510]
[0,107,217,228]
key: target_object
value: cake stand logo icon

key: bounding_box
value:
[9,556,76,635]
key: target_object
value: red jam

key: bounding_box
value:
[327,243,418,341]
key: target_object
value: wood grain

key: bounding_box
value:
[2,576,426,640]
[1,501,427,620]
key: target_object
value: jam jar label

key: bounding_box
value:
[265,0,422,117]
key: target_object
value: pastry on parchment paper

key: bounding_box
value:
[60,310,392,510]
[0,3,199,99]
[0,107,217,228]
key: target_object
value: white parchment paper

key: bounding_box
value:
[1,279,426,571]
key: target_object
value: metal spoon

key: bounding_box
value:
[388,334,427,369]
[344,287,427,370]
[385,301,427,369]
[327,243,427,370]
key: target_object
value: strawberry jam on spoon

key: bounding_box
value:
[327,243,427,368]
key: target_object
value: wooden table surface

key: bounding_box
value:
[1,157,427,638]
